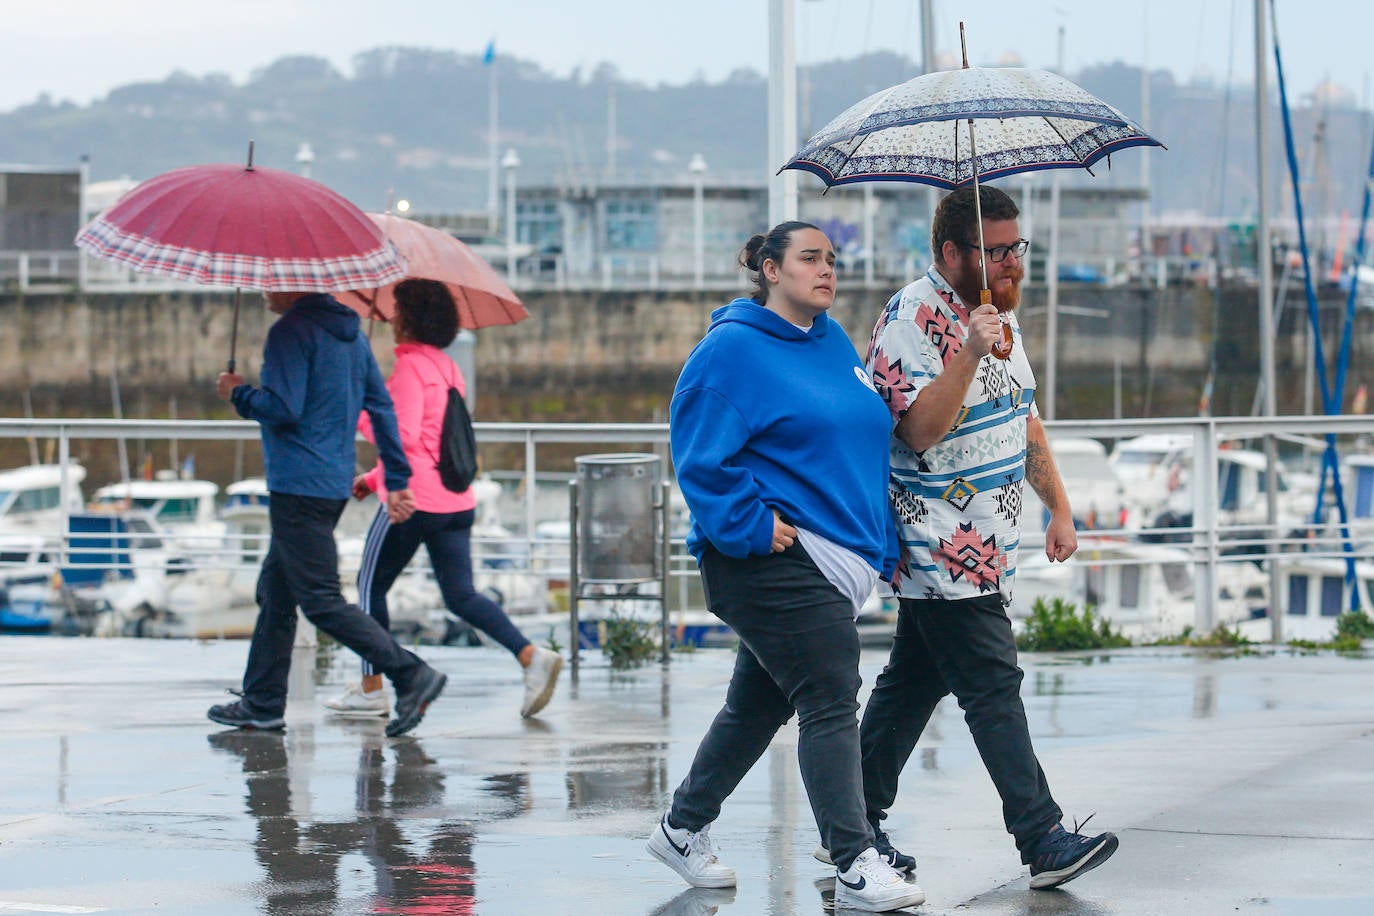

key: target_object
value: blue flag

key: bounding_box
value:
[482,40,496,65]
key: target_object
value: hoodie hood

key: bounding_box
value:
[707,296,831,341]
[292,293,361,342]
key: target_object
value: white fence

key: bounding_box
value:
[4,415,1374,641]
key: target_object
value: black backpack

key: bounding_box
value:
[422,351,479,493]
[436,386,479,492]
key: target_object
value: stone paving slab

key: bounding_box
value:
[0,638,1372,914]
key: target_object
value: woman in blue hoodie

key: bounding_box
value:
[645,222,923,912]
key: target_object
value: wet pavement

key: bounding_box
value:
[1,637,1373,915]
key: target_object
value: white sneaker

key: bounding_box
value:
[834,847,925,911]
[520,646,563,717]
[322,684,389,718]
[646,814,736,888]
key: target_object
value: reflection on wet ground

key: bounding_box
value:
[0,640,1372,914]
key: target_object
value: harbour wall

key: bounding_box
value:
[2,283,1369,428]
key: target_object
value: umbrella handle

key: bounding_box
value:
[983,289,1013,360]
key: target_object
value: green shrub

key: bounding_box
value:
[1152,624,1254,648]
[601,611,658,670]
[1335,610,1374,641]
[1016,598,1131,652]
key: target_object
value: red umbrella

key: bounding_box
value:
[75,146,407,369]
[335,213,528,329]
[75,164,404,292]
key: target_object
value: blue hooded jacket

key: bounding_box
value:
[231,293,410,499]
[670,297,898,577]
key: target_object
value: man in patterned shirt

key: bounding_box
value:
[858,185,1119,890]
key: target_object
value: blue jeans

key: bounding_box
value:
[355,506,530,675]
[859,594,1062,860]
[240,493,427,716]
[668,542,874,871]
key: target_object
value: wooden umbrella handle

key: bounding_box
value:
[991,320,1013,360]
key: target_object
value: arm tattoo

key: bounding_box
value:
[1025,439,1062,511]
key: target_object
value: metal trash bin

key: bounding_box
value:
[575,453,662,583]
[568,453,671,675]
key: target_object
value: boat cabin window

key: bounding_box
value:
[155,498,201,523]
[1084,566,1106,608]
[1,485,62,514]
[1218,465,1241,511]
[1288,575,1309,615]
[1161,563,1193,598]
[1120,564,1141,609]
[122,517,162,549]
[1320,576,1343,617]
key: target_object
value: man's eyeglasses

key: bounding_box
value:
[961,238,1031,262]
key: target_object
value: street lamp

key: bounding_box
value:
[294,142,315,179]
[688,153,708,289]
[501,148,521,285]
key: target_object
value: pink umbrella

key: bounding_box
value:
[75,145,406,369]
[335,213,528,329]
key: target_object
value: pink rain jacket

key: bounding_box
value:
[359,342,475,513]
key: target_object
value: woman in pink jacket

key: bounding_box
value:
[325,279,562,719]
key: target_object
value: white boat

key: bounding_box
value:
[0,463,86,537]
[1022,436,1135,530]
[89,474,224,553]
[1010,537,1269,642]
[55,509,197,636]
[1234,554,1374,643]
[157,478,270,639]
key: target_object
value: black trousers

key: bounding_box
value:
[859,594,1062,861]
[240,493,426,716]
[668,542,874,871]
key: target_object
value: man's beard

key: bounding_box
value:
[989,267,1023,312]
[950,257,1024,313]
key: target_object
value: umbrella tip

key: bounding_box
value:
[246,139,255,170]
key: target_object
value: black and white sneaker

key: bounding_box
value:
[646,813,736,888]
[834,846,925,911]
[814,828,916,875]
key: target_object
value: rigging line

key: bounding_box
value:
[1201,0,1242,415]
[1271,0,1360,603]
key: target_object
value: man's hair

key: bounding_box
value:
[932,186,1020,265]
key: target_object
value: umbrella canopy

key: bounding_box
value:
[335,214,528,329]
[782,66,1164,190]
[74,163,406,291]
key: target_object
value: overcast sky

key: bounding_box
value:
[2,0,1367,114]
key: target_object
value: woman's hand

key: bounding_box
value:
[771,511,797,553]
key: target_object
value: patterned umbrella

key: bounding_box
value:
[75,148,406,370]
[335,213,528,330]
[781,66,1163,191]
[782,25,1163,358]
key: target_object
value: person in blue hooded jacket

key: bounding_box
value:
[207,291,447,739]
[644,222,924,913]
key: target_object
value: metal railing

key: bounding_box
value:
[4,415,1374,640]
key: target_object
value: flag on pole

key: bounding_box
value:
[482,39,496,65]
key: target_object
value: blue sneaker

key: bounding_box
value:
[1028,817,1119,889]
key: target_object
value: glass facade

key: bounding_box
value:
[602,197,657,251]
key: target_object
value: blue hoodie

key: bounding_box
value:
[671,297,898,577]
[231,293,411,499]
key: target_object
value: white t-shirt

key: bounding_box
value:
[797,525,880,618]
